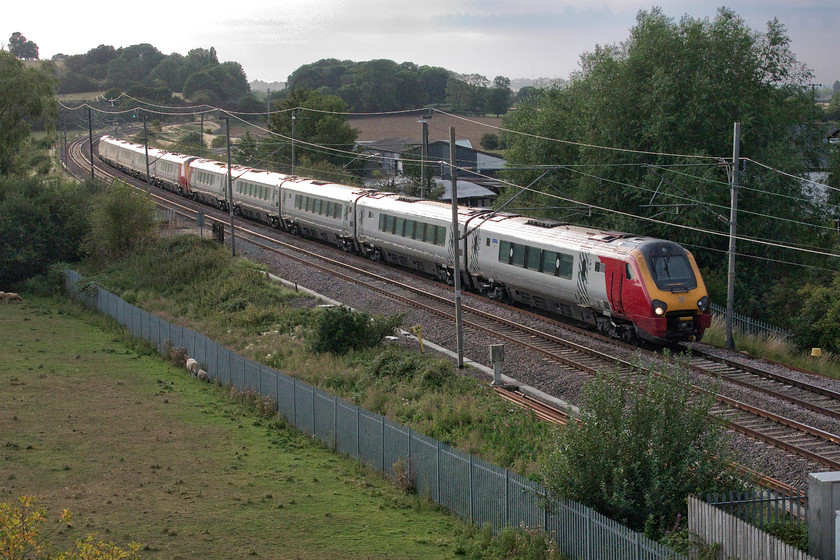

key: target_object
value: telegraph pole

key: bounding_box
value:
[266,89,271,127]
[142,112,151,190]
[199,113,204,157]
[222,112,236,256]
[726,122,741,350]
[418,115,429,198]
[87,107,94,181]
[291,110,297,175]
[450,127,464,368]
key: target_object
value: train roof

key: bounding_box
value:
[232,167,289,186]
[360,193,486,222]
[156,151,197,165]
[478,215,665,256]
[190,158,240,175]
[283,179,373,201]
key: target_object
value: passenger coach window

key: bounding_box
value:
[526,247,541,271]
[498,241,573,280]
[499,241,512,264]
[377,213,445,246]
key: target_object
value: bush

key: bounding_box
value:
[0,496,141,559]
[310,306,402,355]
[540,357,746,538]
[0,176,91,287]
[84,180,158,261]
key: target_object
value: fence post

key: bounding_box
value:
[436,440,441,503]
[292,377,297,426]
[311,384,315,437]
[356,406,360,461]
[505,469,509,527]
[585,508,592,559]
[381,415,385,473]
[333,395,337,450]
[469,454,474,521]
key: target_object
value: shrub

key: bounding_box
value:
[0,496,141,559]
[540,357,746,538]
[0,176,91,287]
[84,180,158,261]
[310,306,402,355]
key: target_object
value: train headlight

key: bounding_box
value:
[652,299,667,316]
[697,296,710,313]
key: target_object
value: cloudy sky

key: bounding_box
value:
[5,1,839,87]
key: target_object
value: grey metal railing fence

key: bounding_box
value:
[706,487,808,531]
[64,269,685,560]
[710,302,793,340]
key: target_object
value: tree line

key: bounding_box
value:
[285,58,515,115]
[499,7,840,352]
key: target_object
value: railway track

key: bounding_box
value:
[68,135,840,476]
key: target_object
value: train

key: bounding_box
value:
[96,134,712,344]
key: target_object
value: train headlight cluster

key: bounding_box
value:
[697,295,710,313]
[652,299,667,316]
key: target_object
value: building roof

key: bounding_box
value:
[435,179,496,201]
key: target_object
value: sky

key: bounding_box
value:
[4,1,839,88]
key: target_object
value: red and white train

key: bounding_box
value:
[97,135,712,344]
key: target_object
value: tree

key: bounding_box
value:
[480,133,500,150]
[500,7,832,326]
[541,359,744,538]
[84,181,158,261]
[0,51,56,174]
[269,89,359,170]
[0,176,91,287]
[8,32,38,60]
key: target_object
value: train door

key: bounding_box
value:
[611,266,625,315]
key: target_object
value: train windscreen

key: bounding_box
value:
[641,242,697,292]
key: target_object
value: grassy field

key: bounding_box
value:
[0,297,482,559]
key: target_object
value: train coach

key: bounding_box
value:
[468,217,711,344]
[95,134,711,344]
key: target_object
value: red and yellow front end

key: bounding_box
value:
[620,241,712,344]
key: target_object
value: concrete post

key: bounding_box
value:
[808,471,840,559]
[490,344,505,386]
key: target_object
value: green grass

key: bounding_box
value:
[702,315,840,379]
[0,297,486,559]
[79,235,554,475]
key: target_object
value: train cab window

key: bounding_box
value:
[526,247,541,271]
[626,263,634,280]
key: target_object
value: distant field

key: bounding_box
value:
[57,91,107,102]
[0,298,472,559]
[348,113,502,148]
